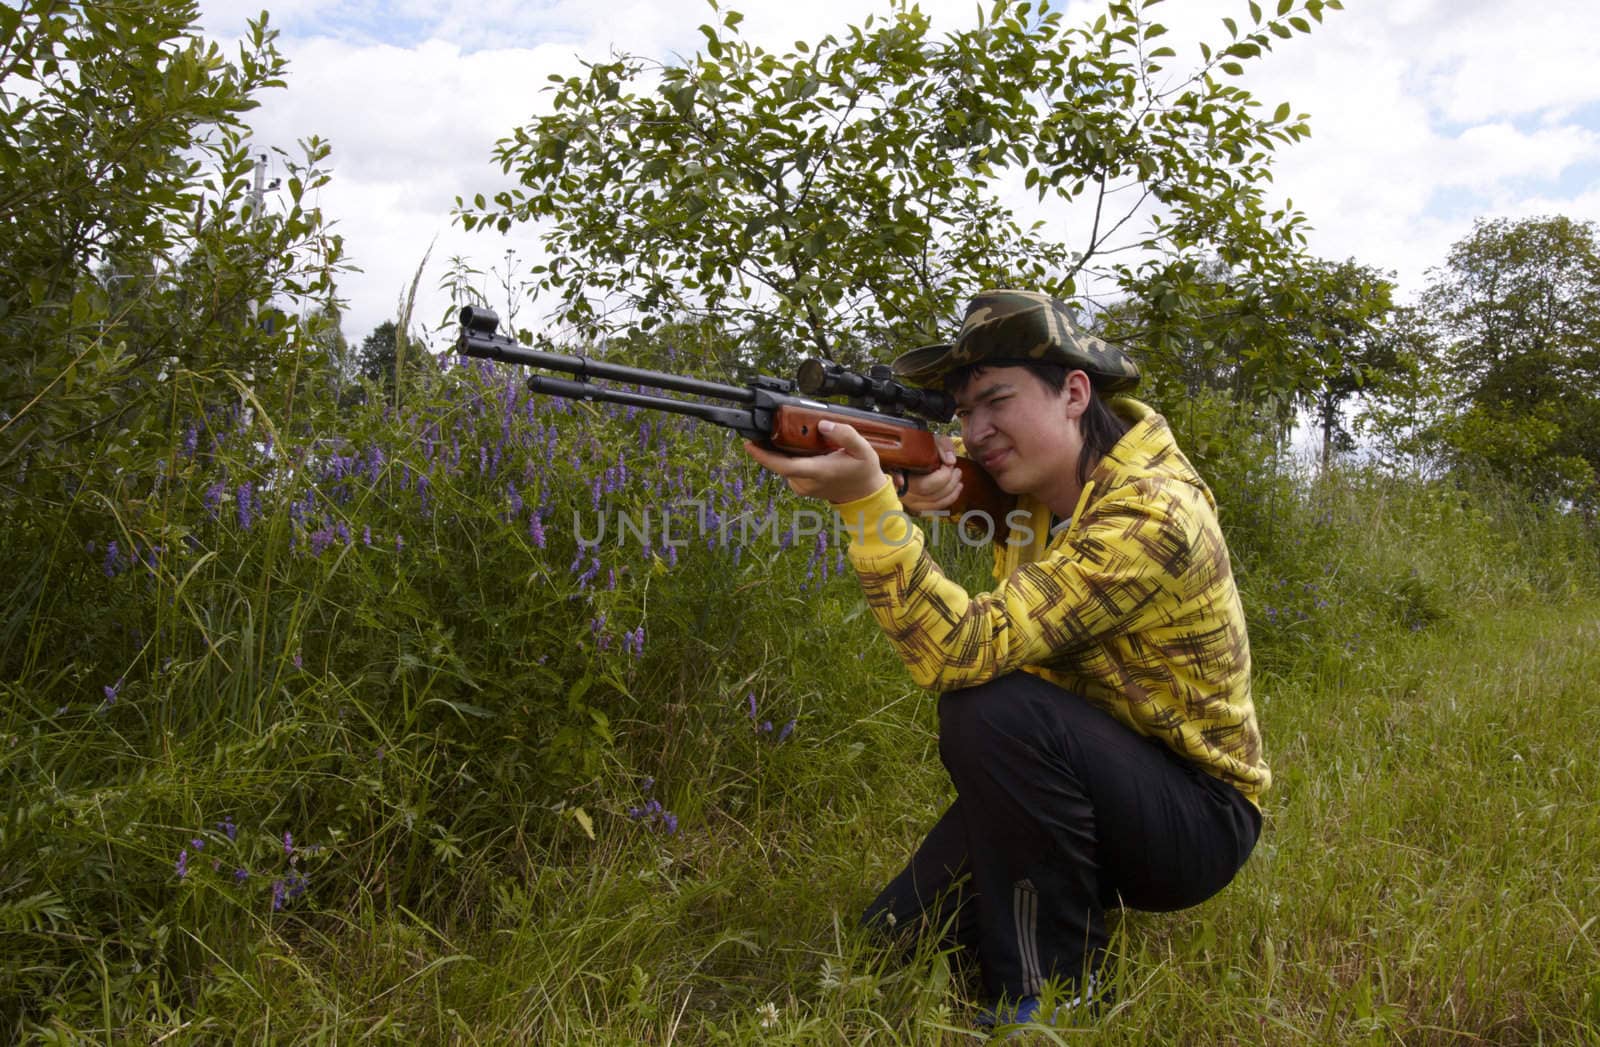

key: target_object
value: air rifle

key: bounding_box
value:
[455,306,1013,538]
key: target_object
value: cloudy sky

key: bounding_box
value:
[195,0,1600,346]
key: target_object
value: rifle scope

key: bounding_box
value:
[797,359,955,424]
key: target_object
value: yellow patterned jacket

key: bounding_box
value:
[833,398,1269,805]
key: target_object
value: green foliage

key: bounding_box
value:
[1420,215,1600,508]
[0,0,346,514]
[462,0,1337,366]
[1102,254,1399,458]
[0,340,896,1034]
[6,359,1594,1037]
[354,320,400,386]
[1294,259,1399,467]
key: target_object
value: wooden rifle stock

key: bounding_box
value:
[768,404,1015,540]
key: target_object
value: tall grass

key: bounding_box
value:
[2,354,1596,1043]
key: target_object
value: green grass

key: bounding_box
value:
[4,367,1598,1043]
[27,595,1590,1045]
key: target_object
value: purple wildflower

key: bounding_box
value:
[236,483,255,530]
[234,868,248,884]
[218,816,237,841]
[103,541,120,578]
[777,719,796,743]
[176,849,189,879]
[529,511,546,549]
[271,879,286,911]
[747,692,758,720]
[102,679,121,705]
[363,525,372,546]
[627,795,678,835]
[283,831,293,856]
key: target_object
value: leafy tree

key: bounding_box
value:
[0,0,346,504]
[1421,216,1600,506]
[1351,304,1445,478]
[1099,255,1266,406]
[1293,259,1397,470]
[1099,254,1398,469]
[462,0,1340,367]
[355,320,400,385]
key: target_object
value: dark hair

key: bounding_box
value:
[945,362,1130,486]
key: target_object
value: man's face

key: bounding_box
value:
[953,365,1091,510]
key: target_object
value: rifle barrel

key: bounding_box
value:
[462,334,757,404]
[527,375,764,438]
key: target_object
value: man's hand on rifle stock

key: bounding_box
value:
[896,435,963,514]
[743,421,895,505]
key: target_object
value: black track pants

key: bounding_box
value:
[863,671,1261,1001]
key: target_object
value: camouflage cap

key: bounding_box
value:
[891,289,1140,392]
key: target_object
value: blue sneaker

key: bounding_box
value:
[974,976,1106,1035]
[974,996,1036,1029]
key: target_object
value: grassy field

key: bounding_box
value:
[3,364,1597,1043]
[179,595,1597,1045]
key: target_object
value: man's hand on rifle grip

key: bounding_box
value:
[896,435,963,514]
[742,420,894,505]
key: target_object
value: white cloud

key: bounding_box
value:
[1442,122,1600,187]
[1400,0,1600,124]
[236,34,581,339]
[1191,0,1600,298]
